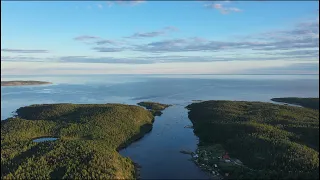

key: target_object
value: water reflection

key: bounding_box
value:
[33,137,58,143]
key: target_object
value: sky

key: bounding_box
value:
[1,0,319,75]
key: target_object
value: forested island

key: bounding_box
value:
[1,81,52,86]
[1,102,170,179]
[186,99,319,179]
[137,102,171,116]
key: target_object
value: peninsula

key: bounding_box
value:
[1,102,170,179]
[1,81,52,86]
[186,99,319,179]
[137,101,171,116]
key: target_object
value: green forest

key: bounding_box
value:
[2,99,318,179]
[186,99,319,179]
[1,102,168,179]
[271,97,319,110]
[137,102,171,116]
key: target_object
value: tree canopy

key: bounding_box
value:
[187,100,319,179]
[1,103,166,179]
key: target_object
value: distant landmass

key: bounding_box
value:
[1,81,52,86]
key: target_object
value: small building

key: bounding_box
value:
[193,154,199,158]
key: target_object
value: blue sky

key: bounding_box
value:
[1,1,319,74]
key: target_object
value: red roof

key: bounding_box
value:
[222,152,230,159]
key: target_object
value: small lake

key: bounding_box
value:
[33,137,58,143]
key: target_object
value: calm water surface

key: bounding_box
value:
[33,137,58,143]
[1,74,319,179]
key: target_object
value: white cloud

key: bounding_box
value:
[204,2,243,14]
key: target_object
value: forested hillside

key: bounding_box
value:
[187,100,319,179]
[1,103,165,179]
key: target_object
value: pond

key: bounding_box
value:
[33,137,58,143]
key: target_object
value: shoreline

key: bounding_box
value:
[117,103,171,179]
[116,123,154,179]
[1,81,52,86]
[116,108,163,179]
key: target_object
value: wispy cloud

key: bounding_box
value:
[278,50,319,56]
[95,40,119,45]
[257,21,319,41]
[1,55,152,64]
[1,49,49,53]
[125,26,179,39]
[204,1,242,14]
[92,47,124,52]
[133,37,318,53]
[74,35,127,48]
[259,49,319,57]
[1,56,42,62]
[58,56,152,64]
[247,19,319,51]
[77,26,179,52]
[126,31,165,38]
[134,38,265,52]
[133,18,319,53]
[2,51,318,65]
[73,17,318,58]
[74,35,101,41]
[68,17,320,63]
